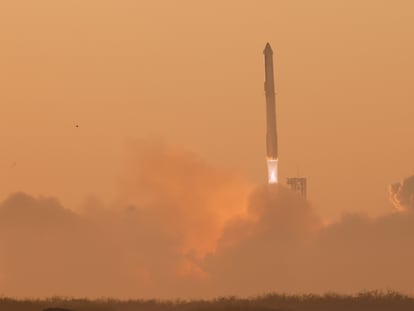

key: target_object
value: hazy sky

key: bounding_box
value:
[1,0,414,219]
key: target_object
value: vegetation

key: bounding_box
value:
[1,291,414,311]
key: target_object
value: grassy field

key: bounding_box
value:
[1,291,413,311]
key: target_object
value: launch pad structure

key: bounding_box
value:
[287,177,307,198]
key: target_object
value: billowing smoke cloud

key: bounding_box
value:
[0,141,253,298]
[1,142,414,298]
[389,175,414,211]
[204,181,414,296]
[117,140,253,259]
[203,185,322,296]
[0,192,126,297]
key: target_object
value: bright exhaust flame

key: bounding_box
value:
[267,158,278,184]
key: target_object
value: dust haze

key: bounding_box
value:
[1,0,414,300]
[1,142,414,298]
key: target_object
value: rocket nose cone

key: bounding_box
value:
[264,42,273,54]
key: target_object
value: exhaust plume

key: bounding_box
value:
[1,142,414,298]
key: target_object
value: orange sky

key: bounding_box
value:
[1,0,414,219]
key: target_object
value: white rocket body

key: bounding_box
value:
[263,43,278,184]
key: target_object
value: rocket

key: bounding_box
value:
[263,43,279,184]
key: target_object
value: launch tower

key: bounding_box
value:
[287,177,307,198]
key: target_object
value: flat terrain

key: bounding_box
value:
[2,292,413,311]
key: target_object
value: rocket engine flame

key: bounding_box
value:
[267,158,278,184]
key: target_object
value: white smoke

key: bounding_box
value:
[389,175,414,211]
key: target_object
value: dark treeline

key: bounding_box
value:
[1,291,414,311]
